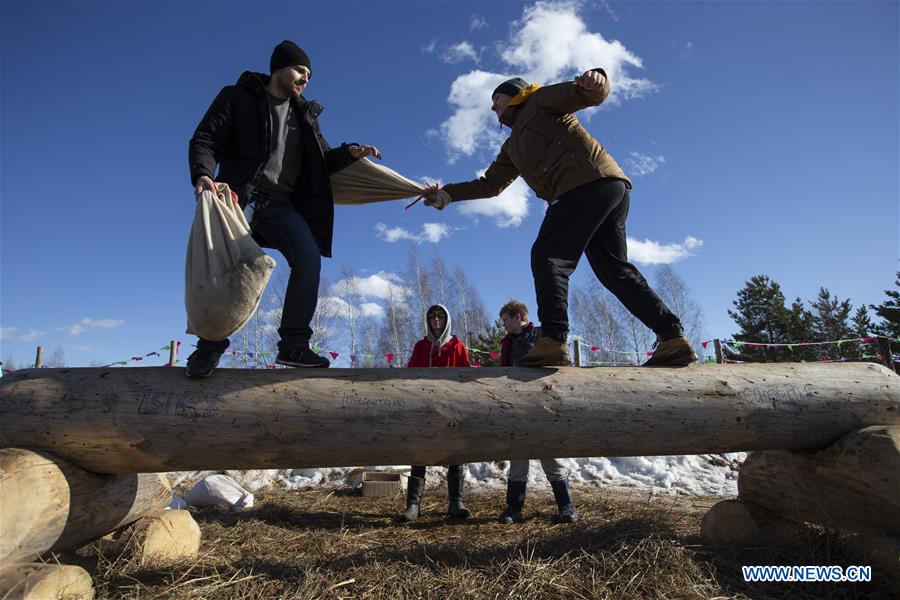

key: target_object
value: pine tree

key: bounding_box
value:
[472,319,506,367]
[870,271,900,339]
[809,288,853,360]
[727,275,790,362]
[783,298,816,362]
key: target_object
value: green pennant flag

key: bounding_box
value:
[787,344,795,351]
[733,342,744,348]
[161,345,171,350]
[837,340,844,348]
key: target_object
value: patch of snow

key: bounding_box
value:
[168,453,745,498]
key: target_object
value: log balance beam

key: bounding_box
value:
[1,363,898,475]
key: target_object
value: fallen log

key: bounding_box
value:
[0,448,172,563]
[0,363,897,474]
[738,426,900,535]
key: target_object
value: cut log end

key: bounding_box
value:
[0,563,94,600]
[701,499,760,545]
[129,510,201,563]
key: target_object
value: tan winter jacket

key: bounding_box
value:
[443,69,631,203]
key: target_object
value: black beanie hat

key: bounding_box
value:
[270,40,311,74]
[493,77,529,98]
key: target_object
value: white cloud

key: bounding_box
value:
[1,326,44,342]
[422,39,438,54]
[455,171,533,228]
[627,236,703,265]
[680,41,695,62]
[470,15,489,30]
[331,272,411,303]
[435,1,659,163]
[375,222,451,244]
[443,41,480,64]
[360,303,386,318]
[625,152,666,177]
[63,317,124,336]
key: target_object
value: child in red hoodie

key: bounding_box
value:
[400,304,471,521]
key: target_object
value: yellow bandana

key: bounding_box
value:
[508,83,542,106]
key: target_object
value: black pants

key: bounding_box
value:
[411,464,463,479]
[531,178,681,342]
[197,191,321,354]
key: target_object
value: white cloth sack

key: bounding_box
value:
[166,494,189,510]
[185,185,276,341]
[185,474,255,512]
[330,158,425,205]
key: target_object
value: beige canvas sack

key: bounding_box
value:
[185,184,276,341]
[330,157,425,204]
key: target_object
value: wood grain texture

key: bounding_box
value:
[1,363,897,474]
[0,449,171,563]
[738,426,900,535]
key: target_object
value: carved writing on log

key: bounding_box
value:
[340,395,405,411]
[738,385,806,405]
[137,390,223,419]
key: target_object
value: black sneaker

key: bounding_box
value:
[276,347,330,368]
[185,348,224,378]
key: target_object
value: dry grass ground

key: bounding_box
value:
[62,484,895,599]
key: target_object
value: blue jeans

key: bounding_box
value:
[197,191,321,354]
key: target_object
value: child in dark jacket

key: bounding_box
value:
[400,304,472,521]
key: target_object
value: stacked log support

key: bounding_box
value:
[701,425,900,580]
[737,425,900,536]
[0,448,172,564]
[0,563,94,600]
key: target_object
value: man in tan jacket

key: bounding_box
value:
[421,69,697,367]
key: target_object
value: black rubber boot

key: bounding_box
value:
[447,465,471,518]
[498,480,527,524]
[400,476,425,522]
[550,479,578,523]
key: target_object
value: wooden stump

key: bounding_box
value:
[125,510,201,563]
[700,499,760,545]
[0,563,94,600]
[738,425,900,535]
[0,448,171,563]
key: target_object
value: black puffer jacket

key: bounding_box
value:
[189,71,356,257]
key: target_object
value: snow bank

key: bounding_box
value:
[168,453,745,497]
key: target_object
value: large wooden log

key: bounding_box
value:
[738,426,900,535]
[0,448,172,563]
[0,363,897,474]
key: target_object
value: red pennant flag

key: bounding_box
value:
[646,351,654,357]
[131,356,143,361]
[472,361,481,368]
[386,353,394,363]
[489,352,498,359]
[329,352,339,360]
[591,346,600,351]
[701,341,709,349]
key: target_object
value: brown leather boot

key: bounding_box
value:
[643,336,698,367]
[516,337,571,367]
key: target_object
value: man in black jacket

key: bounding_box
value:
[187,40,380,377]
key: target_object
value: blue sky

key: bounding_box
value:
[1,0,898,368]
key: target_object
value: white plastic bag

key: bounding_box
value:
[185,184,276,341]
[185,474,254,512]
